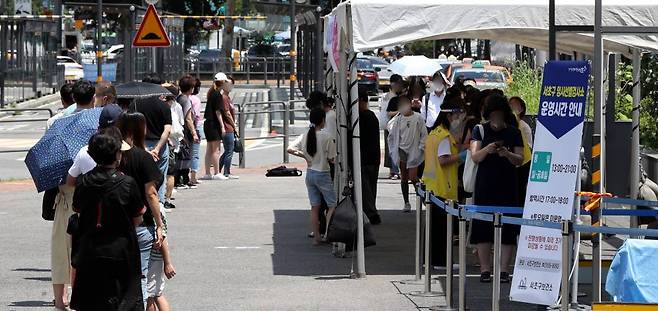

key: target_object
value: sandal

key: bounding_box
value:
[480,271,492,283]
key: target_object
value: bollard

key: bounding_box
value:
[561,220,572,311]
[246,58,251,84]
[492,213,502,311]
[283,101,289,163]
[277,58,281,88]
[400,183,424,285]
[430,200,458,311]
[264,57,269,85]
[268,102,273,133]
[239,110,246,168]
[411,190,442,297]
[458,206,468,311]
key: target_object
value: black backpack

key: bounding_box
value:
[265,166,302,177]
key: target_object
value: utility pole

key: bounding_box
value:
[222,0,235,71]
[96,0,103,82]
[290,0,296,100]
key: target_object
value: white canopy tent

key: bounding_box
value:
[324,1,658,298]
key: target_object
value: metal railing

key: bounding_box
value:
[0,108,53,153]
[185,57,292,86]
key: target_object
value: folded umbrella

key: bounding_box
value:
[25,108,102,192]
[115,81,172,99]
[388,55,444,77]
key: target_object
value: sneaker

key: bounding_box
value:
[480,271,492,283]
[187,183,198,189]
[213,174,229,180]
[402,202,412,213]
[175,185,190,190]
[500,272,511,283]
[226,174,240,180]
[164,202,176,209]
[307,232,315,238]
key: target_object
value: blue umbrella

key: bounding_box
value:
[25,108,102,192]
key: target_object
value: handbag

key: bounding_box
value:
[326,188,376,248]
[233,133,243,153]
[463,124,484,193]
[265,166,302,177]
[67,213,79,235]
[42,187,58,221]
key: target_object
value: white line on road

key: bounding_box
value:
[15,157,25,161]
[214,246,262,250]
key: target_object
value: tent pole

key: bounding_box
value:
[630,49,641,232]
[592,0,604,303]
[345,4,366,278]
[549,0,556,60]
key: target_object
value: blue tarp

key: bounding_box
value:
[606,239,658,302]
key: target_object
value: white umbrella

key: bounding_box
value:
[388,55,443,77]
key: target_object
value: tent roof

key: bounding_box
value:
[329,0,658,54]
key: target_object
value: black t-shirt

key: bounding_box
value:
[359,109,381,166]
[471,122,523,206]
[204,89,224,124]
[129,96,172,141]
[386,96,400,112]
[119,147,163,227]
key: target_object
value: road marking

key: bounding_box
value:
[15,157,25,161]
[214,246,261,250]
[0,138,38,149]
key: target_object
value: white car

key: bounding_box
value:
[57,56,84,81]
[104,44,124,60]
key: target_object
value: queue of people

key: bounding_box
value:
[295,69,533,284]
[45,71,241,310]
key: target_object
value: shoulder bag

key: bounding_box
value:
[463,124,484,193]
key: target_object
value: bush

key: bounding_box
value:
[506,61,542,114]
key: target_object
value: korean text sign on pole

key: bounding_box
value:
[132,4,171,47]
[510,60,590,306]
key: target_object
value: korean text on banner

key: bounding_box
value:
[509,60,590,306]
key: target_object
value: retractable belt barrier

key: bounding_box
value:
[407,187,658,311]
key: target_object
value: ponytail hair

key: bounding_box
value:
[306,108,326,157]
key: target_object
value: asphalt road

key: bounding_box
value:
[0,87,310,181]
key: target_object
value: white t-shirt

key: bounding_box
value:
[323,109,337,140]
[290,130,337,172]
[398,114,421,152]
[437,137,451,157]
[68,146,97,177]
[420,92,446,128]
[169,102,184,150]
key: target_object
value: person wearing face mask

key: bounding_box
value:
[469,94,524,283]
[380,74,405,179]
[509,96,533,204]
[387,95,428,212]
[423,98,466,268]
[421,71,450,131]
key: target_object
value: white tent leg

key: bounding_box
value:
[630,49,642,233]
[592,0,604,302]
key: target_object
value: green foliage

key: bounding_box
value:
[506,61,542,115]
[406,41,433,58]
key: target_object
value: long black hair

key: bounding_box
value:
[306,108,326,157]
[117,112,147,149]
[432,96,464,131]
[483,94,518,128]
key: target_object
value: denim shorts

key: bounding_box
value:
[305,169,337,208]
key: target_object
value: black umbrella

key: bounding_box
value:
[115,81,173,99]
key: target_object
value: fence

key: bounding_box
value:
[185,57,292,86]
[0,18,63,108]
[409,185,658,311]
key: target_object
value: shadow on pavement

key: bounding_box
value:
[271,209,416,276]
[7,300,53,307]
[12,268,51,273]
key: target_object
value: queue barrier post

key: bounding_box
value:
[458,205,468,311]
[411,190,443,297]
[401,184,424,284]
[431,200,458,311]
[239,109,246,169]
[492,213,502,311]
[283,101,290,163]
[561,219,572,311]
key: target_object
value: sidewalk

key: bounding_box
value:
[1,165,601,310]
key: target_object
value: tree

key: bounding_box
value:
[222,0,235,61]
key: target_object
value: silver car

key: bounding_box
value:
[450,68,507,90]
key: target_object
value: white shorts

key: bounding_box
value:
[147,254,166,297]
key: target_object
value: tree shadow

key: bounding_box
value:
[271,209,416,276]
[7,300,53,307]
[12,268,51,273]
[23,276,52,282]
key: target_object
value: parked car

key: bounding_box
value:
[103,44,124,61]
[450,68,508,90]
[356,58,379,96]
[360,56,391,91]
[57,56,84,81]
[247,44,286,73]
[277,44,291,57]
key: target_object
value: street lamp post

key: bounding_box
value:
[96,0,103,82]
[290,0,296,100]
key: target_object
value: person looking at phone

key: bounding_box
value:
[468,93,524,283]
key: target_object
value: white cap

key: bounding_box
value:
[214,72,229,82]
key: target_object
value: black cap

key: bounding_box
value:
[98,104,123,128]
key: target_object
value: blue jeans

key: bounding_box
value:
[136,226,154,307]
[305,169,337,207]
[191,125,203,172]
[145,140,168,203]
[219,133,235,176]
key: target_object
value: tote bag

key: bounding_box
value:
[463,124,484,193]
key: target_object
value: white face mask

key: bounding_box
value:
[433,82,445,94]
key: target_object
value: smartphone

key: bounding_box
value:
[494,140,505,148]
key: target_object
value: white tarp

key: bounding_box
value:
[330,0,658,54]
